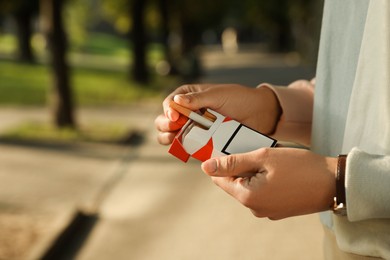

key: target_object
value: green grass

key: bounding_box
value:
[0,34,18,54]
[1,121,130,144]
[0,32,175,143]
[75,32,128,56]
[73,66,170,105]
[0,59,172,106]
[0,32,175,106]
[75,32,164,61]
[0,61,49,105]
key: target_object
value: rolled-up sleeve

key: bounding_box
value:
[258,79,314,146]
[346,148,390,221]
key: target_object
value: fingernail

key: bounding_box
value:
[168,109,179,122]
[202,159,217,174]
[174,94,190,104]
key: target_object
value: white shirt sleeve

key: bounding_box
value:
[346,147,390,221]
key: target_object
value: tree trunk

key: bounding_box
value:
[275,19,293,52]
[40,0,75,128]
[14,11,35,63]
[178,9,201,81]
[131,0,149,83]
[158,0,177,75]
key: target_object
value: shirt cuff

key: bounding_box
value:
[257,80,314,146]
[346,148,390,221]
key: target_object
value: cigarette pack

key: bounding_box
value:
[169,109,277,162]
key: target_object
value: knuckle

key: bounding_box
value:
[156,134,165,145]
[238,192,268,218]
[221,155,237,174]
[267,211,288,221]
[154,114,163,129]
[180,84,199,93]
[268,215,283,221]
[237,191,255,209]
[154,115,169,132]
[257,147,271,158]
[250,209,267,218]
[156,133,166,145]
[157,132,174,145]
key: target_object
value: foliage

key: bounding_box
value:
[0,0,321,108]
[0,60,49,105]
[0,30,171,105]
[100,0,131,34]
[99,0,231,36]
[0,58,170,106]
[64,0,92,47]
[71,32,129,56]
[0,0,39,15]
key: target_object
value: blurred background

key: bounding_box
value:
[0,0,324,259]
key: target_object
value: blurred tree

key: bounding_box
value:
[100,0,230,82]
[101,0,150,83]
[100,0,321,79]
[0,0,39,62]
[166,0,229,80]
[131,0,149,83]
[243,0,293,52]
[288,0,323,63]
[65,0,93,49]
[157,0,178,75]
[243,0,322,58]
[40,0,75,128]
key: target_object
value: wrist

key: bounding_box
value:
[255,86,282,134]
[324,156,338,209]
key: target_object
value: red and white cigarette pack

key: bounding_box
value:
[169,109,277,162]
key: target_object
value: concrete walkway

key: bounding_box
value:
[0,104,160,259]
[0,46,324,259]
[76,118,324,260]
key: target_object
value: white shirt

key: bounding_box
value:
[267,0,390,257]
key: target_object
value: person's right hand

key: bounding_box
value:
[154,84,281,145]
[201,147,337,220]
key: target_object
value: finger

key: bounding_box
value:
[161,103,181,122]
[211,176,237,196]
[201,151,262,177]
[211,176,252,204]
[157,131,177,145]
[162,84,206,121]
[162,96,180,122]
[173,90,220,112]
[154,114,188,132]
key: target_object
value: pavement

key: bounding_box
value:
[0,46,324,260]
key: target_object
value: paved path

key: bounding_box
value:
[76,118,324,260]
[0,46,324,259]
[0,104,160,259]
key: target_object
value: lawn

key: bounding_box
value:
[0,32,176,143]
[0,32,174,106]
[0,60,49,105]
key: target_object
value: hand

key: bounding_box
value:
[201,147,337,220]
[155,84,281,145]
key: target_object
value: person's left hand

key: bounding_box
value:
[201,147,337,220]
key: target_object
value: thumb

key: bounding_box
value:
[173,90,221,112]
[201,153,259,177]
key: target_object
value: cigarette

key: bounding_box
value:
[203,110,217,122]
[169,101,214,128]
